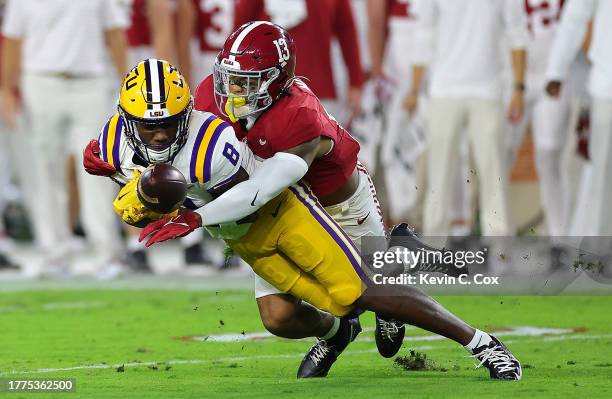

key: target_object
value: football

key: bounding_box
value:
[137,164,188,214]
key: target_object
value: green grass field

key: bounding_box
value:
[1,289,612,398]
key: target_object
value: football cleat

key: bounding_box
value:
[0,252,19,270]
[184,243,214,266]
[374,314,405,358]
[124,249,153,274]
[297,317,361,378]
[389,223,468,277]
[470,335,522,380]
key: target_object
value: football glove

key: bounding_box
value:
[83,139,117,176]
[112,169,177,226]
[138,209,201,247]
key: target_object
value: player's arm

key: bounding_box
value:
[504,0,528,124]
[194,133,331,226]
[175,0,195,85]
[367,0,388,80]
[1,0,24,129]
[105,28,127,77]
[545,0,595,97]
[334,0,365,115]
[147,0,176,63]
[404,0,435,113]
[0,36,21,129]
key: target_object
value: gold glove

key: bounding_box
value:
[112,169,177,226]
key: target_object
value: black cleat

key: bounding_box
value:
[124,249,153,273]
[389,223,468,277]
[375,314,405,358]
[184,243,214,266]
[470,335,522,380]
[0,252,19,270]
[297,317,361,378]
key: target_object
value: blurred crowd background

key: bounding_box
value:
[0,0,608,279]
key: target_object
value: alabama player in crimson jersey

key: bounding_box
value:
[143,21,521,380]
[233,0,364,125]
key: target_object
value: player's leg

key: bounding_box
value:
[326,163,406,357]
[532,94,571,236]
[583,98,612,235]
[467,98,512,235]
[229,192,359,378]
[69,76,123,268]
[255,279,336,339]
[285,185,521,379]
[21,74,73,270]
[352,284,521,380]
[423,97,467,236]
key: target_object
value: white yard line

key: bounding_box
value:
[1,333,611,376]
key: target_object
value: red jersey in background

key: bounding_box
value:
[233,0,364,100]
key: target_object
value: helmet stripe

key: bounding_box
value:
[143,60,153,109]
[229,21,274,62]
[157,59,167,108]
[148,59,161,110]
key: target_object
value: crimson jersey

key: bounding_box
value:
[388,0,415,18]
[234,0,364,100]
[194,75,360,198]
[126,0,152,46]
[193,0,234,53]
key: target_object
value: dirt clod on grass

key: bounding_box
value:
[394,350,449,372]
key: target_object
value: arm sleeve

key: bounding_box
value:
[102,0,130,30]
[196,152,309,226]
[545,0,595,81]
[333,0,365,88]
[2,0,25,38]
[411,0,436,65]
[503,0,529,49]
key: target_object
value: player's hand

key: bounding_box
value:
[1,89,21,129]
[112,169,175,226]
[546,80,562,98]
[83,139,116,176]
[403,91,419,114]
[138,208,202,247]
[508,91,524,124]
[373,74,395,105]
[347,86,363,117]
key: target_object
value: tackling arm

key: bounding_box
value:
[196,151,309,226]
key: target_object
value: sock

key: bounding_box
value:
[127,235,145,252]
[464,329,492,353]
[320,317,341,340]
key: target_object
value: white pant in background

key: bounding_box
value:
[22,73,121,260]
[424,97,512,236]
[255,165,386,298]
[579,98,612,236]
[507,87,572,236]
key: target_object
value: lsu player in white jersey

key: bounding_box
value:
[84,59,522,380]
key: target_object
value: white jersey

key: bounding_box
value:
[525,0,565,83]
[97,110,256,239]
[413,0,528,99]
